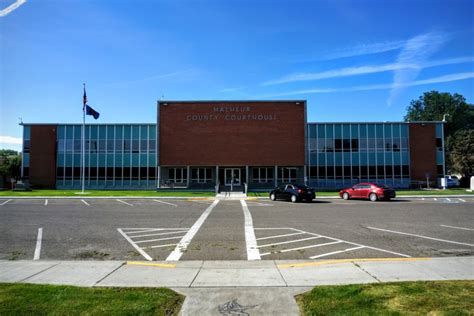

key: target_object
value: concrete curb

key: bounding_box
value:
[1,257,472,288]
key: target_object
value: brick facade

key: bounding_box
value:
[29,125,57,188]
[158,101,306,166]
[409,123,438,182]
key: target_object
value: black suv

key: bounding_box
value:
[269,184,316,203]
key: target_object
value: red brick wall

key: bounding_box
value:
[158,101,306,166]
[409,123,437,182]
[29,125,57,188]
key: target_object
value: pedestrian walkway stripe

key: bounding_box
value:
[131,230,188,238]
[440,224,474,231]
[367,226,474,247]
[81,199,90,206]
[166,199,220,261]
[256,232,305,241]
[135,236,184,244]
[118,228,153,261]
[33,227,43,260]
[254,227,411,259]
[241,200,261,260]
[278,257,431,269]
[44,199,48,206]
[257,236,322,248]
[309,246,365,259]
[153,199,178,207]
[0,199,11,206]
[116,199,133,206]
[260,241,343,257]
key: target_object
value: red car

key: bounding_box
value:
[339,182,396,202]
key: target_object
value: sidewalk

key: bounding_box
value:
[1,257,472,315]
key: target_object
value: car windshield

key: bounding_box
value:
[374,184,390,189]
[295,184,309,189]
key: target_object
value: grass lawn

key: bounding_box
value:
[297,280,474,315]
[0,283,184,315]
[0,189,215,197]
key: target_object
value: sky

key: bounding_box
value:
[1,0,473,151]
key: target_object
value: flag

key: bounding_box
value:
[83,86,88,111]
[85,105,100,120]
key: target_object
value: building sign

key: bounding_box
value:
[185,106,277,121]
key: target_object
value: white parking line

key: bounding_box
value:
[44,199,48,206]
[153,199,178,207]
[33,228,43,260]
[256,232,306,241]
[131,230,188,238]
[117,228,153,261]
[434,198,438,201]
[135,236,185,244]
[446,198,451,202]
[260,241,343,256]
[166,199,220,261]
[421,198,425,201]
[257,236,322,248]
[81,199,90,206]
[241,200,261,260]
[368,226,474,247]
[459,198,466,202]
[146,243,179,249]
[440,224,474,231]
[1,199,11,206]
[309,246,365,259]
[116,199,133,206]
[125,228,189,234]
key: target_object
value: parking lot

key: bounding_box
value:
[0,197,473,261]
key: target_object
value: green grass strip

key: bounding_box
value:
[297,280,474,315]
[0,283,184,315]
[0,190,215,197]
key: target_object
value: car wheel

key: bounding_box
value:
[270,193,276,201]
[369,193,378,202]
[342,192,350,200]
[291,195,297,203]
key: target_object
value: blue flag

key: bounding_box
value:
[86,105,100,119]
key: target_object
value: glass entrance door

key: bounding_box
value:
[224,168,241,186]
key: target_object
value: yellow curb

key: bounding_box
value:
[277,257,431,269]
[245,197,258,200]
[187,197,214,201]
[127,261,176,268]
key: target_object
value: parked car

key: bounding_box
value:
[339,182,396,201]
[269,184,316,203]
[438,176,460,188]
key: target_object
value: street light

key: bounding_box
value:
[442,114,450,122]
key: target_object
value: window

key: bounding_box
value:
[168,168,187,183]
[436,138,443,151]
[279,168,297,183]
[252,167,274,183]
[351,139,359,152]
[191,168,213,183]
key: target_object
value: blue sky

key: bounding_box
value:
[1,0,473,151]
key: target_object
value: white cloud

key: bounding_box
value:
[261,56,472,86]
[321,40,406,60]
[0,0,26,17]
[387,32,449,106]
[260,72,474,98]
[0,135,22,144]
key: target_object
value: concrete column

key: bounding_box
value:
[304,165,307,185]
[246,166,249,185]
[216,166,219,185]
[274,165,278,187]
[186,166,190,188]
[157,166,161,189]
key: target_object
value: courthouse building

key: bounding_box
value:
[20,100,446,191]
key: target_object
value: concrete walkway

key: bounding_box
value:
[1,257,472,315]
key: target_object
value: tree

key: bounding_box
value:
[405,91,474,180]
[449,129,474,178]
[404,91,474,137]
[0,150,21,185]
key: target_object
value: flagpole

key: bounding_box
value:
[81,83,86,194]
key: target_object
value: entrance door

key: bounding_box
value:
[224,168,241,186]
